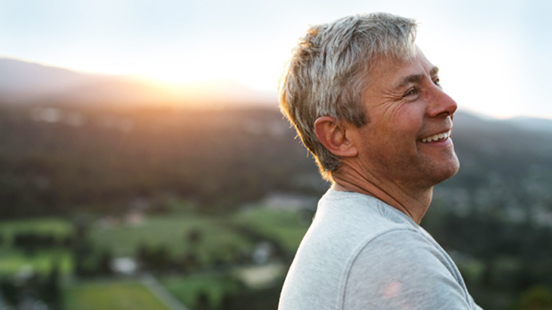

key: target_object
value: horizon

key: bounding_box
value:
[1,0,551,119]
[4,55,552,122]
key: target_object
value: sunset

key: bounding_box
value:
[1,0,551,118]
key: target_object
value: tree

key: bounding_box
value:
[196,290,210,310]
[96,249,113,275]
[42,263,61,308]
[186,228,203,247]
[518,286,552,310]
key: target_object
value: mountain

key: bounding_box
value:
[0,58,100,102]
[502,116,552,133]
[0,58,276,107]
[2,57,549,124]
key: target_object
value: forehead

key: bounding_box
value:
[366,50,435,90]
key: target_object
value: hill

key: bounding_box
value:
[0,100,551,222]
[0,58,276,107]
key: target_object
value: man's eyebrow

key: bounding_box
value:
[394,66,440,89]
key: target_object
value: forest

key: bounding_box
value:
[1,102,552,309]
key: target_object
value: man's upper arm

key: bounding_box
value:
[342,229,473,310]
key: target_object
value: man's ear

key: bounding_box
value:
[314,116,358,157]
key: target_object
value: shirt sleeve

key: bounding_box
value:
[342,229,479,310]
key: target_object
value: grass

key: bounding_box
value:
[0,249,72,275]
[0,208,308,276]
[89,214,252,264]
[64,280,169,310]
[162,273,242,308]
[0,217,73,275]
[0,217,72,246]
[232,208,310,253]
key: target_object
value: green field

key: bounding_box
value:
[89,214,253,263]
[0,218,73,275]
[0,217,72,245]
[0,208,309,277]
[232,208,310,253]
[162,273,242,308]
[0,249,72,275]
[64,280,169,310]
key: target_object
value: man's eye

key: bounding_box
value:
[434,78,441,87]
[404,88,418,97]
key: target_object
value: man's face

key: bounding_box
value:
[349,49,460,190]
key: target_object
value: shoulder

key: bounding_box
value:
[314,190,417,239]
[342,229,471,310]
[279,196,417,310]
[351,228,445,265]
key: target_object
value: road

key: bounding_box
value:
[141,273,191,310]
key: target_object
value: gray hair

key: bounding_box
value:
[278,12,418,181]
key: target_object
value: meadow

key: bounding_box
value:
[0,207,310,309]
[0,218,73,275]
[0,218,72,240]
[231,208,310,253]
[63,280,169,310]
[89,214,254,264]
[162,273,243,309]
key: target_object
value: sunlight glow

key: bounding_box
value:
[417,29,525,119]
[3,2,547,119]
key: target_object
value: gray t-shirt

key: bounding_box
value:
[279,189,482,310]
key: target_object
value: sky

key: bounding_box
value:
[0,0,550,119]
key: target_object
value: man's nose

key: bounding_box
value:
[427,88,458,118]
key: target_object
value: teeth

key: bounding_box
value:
[421,130,451,143]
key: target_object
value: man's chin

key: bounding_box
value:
[434,156,460,184]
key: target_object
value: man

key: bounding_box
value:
[278,13,482,309]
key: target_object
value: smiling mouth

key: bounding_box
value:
[420,130,452,143]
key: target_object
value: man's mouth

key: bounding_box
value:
[420,130,452,143]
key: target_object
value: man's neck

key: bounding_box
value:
[331,165,433,224]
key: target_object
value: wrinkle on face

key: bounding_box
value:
[331,48,458,223]
[351,51,457,189]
